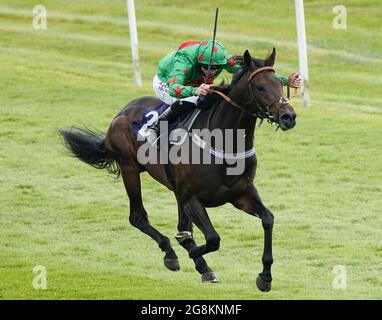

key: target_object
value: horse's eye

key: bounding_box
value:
[256,86,265,92]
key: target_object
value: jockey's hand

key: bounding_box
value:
[287,72,301,88]
[196,83,211,96]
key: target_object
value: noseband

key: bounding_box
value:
[210,66,289,125]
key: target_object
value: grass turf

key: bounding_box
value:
[0,0,381,299]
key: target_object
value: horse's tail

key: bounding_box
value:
[59,126,120,177]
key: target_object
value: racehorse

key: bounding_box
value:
[59,49,296,292]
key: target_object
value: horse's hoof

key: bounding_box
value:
[164,258,180,272]
[256,275,272,292]
[202,271,219,283]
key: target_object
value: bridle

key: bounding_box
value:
[210,66,290,126]
[202,66,289,158]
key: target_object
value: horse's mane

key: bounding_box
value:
[224,55,267,90]
[200,56,267,107]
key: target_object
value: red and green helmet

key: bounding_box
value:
[197,40,227,66]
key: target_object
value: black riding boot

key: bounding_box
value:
[147,100,196,144]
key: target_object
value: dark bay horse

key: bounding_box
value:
[60,49,296,292]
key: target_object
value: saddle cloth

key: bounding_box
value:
[131,103,201,145]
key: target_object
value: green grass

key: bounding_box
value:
[1,0,382,299]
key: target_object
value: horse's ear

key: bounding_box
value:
[265,47,276,66]
[243,50,253,68]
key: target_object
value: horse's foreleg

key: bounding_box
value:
[232,185,274,292]
[179,197,220,260]
[120,164,179,271]
[176,203,218,283]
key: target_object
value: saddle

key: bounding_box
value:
[168,108,201,145]
[131,103,202,146]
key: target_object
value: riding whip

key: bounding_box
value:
[205,7,219,84]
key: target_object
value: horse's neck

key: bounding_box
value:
[208,83,257,149]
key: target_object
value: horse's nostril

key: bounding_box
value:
[280,113,292,122]
[280,112,296,123]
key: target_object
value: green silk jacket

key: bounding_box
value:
[157,41,288,99]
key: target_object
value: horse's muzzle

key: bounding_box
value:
[279,110,297,130]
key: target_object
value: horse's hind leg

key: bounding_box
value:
[176,203,218,283]
[120,163,179,271]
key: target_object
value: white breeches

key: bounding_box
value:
[152,75,198,105]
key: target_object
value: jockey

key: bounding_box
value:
[149,40,300,142]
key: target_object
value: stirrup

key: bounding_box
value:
[145,128,159,146]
